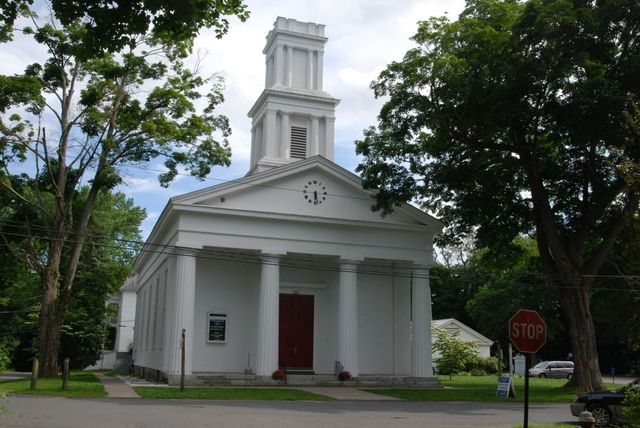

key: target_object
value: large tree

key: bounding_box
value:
[0,0,248,377]
[0,187,145,370]
[356,0,640,391]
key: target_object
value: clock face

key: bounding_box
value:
[303,180,327,205]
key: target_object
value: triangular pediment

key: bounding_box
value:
[172,156,442,230]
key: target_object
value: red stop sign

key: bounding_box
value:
[509,309,546,353]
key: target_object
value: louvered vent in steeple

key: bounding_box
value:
[290,126,307,159]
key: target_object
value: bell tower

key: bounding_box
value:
[247,17,340,175]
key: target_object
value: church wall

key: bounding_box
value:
[132,258,169,373]
[357,271,411,375]
[192,258,260,373]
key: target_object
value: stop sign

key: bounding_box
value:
[509,309,546,353]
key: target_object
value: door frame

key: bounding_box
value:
[279,283,323,373]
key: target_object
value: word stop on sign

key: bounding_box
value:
[510,323,544,339]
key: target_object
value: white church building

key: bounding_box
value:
[129,17,442,385]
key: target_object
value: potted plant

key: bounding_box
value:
[338,371,352,381]
[272,369,286,381]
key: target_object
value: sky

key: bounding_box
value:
[1,0,466,238]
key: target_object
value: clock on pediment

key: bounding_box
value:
[302,180,327,205]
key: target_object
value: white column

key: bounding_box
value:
[411,267,432,377]
[324,117,335,160]
[265,57,273,88]
[256,254,280,376]
[316,51,324,90]
[310,116,319,156]
[286,46,293,86]
[280,112,290,158]
[275,44,284,85]
[250,127,256,166]
[307,49,314,90]
[264,110,277,158]
[338,260,359,376]
[168,251,197,374]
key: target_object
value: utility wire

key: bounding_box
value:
[2,218,639,280]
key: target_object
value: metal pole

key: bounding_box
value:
[523,353,531,428]
[180,329,186,391]
[508,343,514,374]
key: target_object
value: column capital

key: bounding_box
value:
[339,257,364,265]
[260,250,286,260]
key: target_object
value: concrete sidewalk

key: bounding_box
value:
[297,387,399,400]
[94,374,398,401]
[95,374,140,398]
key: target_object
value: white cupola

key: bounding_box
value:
[247,17,340,175]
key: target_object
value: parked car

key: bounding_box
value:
[528,361,574,379]
[570,378,640,426]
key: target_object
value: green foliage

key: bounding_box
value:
[0,188,144,370]
[357,0,639,250]
[432,327,479,376]
[466,356,501,375]
[623,387,640,426]
[1,0,249,58]
[0,338,17,371]
[430,263,481,328]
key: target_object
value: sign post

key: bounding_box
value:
[509,309,547,428]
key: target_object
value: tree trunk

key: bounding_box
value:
[558,279,605,391]
[38,255,63,378]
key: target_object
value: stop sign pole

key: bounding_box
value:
[509,309,547,428]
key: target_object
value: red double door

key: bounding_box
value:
[278,294,314,370]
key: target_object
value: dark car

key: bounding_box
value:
[570,378,640,426]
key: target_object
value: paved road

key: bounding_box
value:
[0,395,577,428]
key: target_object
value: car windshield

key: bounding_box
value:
[532,362,548,369]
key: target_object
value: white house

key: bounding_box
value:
[432,318,494,358]
[129,17,442,385]
[87,276,136,371]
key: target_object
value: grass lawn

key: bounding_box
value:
[0,371,106,398]
[365,375,611,402]
[134,386,334,401]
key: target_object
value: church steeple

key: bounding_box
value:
[247,17,340,175]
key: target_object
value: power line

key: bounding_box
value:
[0,141,375,203]
[1,221,639,291]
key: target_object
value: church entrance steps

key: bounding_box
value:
[188,372,440,387]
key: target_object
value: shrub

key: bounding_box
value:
[0,347,10,372]
[477,356,501,375]
[0,338,18,372]
[623,387,640,425]
[470,368,487,376]
[463,356,501,375]
[432,328,479,376]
